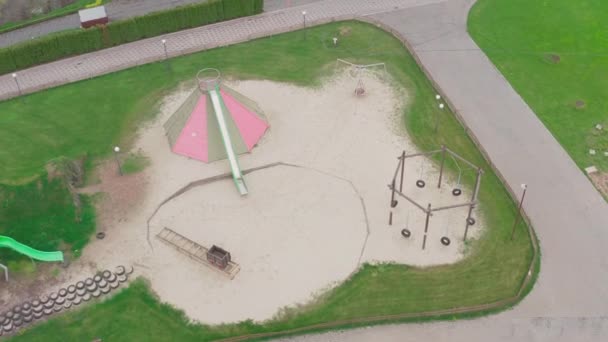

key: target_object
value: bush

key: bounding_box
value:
[0,48,16,75]
[0,0,264,75]
[105,19,142,46]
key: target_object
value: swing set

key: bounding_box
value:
[388,146,483,250]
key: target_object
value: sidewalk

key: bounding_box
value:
[0,0,438,101]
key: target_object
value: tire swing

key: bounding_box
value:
[467,217,476,226]
[401,213,411,239]
[440,217,451,246]
[416,159,426,188]
[451,155,463,197]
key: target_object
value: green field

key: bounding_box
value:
[4,21,535,341]
[469,0,608,173]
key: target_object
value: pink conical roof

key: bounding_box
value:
[168,88,269,163]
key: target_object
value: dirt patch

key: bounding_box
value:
[589,172,608,198]
[574,100,586,109]
[78,159,149,234]
[339,25,352,36]
[543,53,561,64]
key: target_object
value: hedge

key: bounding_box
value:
[0,0,264,75]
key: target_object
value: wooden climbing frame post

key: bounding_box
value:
[464,168,482,241]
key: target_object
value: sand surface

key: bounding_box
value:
[1,71,484,324]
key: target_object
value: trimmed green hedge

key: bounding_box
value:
[0,0,264,75]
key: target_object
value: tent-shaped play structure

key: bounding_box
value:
[164,69,269,196]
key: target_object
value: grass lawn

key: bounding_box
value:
[469,0,608,173]
[3,21,535,341]
[0,0,109,34]
[120,151,150,175]
[0,176,95,262]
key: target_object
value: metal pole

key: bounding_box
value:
[399,150,405,192]
[0,263,8,282]
[161,39,170,71]
[389,211,393,225]
[511,184,528,240]
[12,73,22,96]
[464,168,482,241]
[422,203,431,250]
[113,146,123,175]
[437,145,446,189]
[435,103,444,133]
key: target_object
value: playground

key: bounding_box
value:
[0,22,534,340]
[0,68,484,326]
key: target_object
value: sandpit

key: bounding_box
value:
[148,164,367,323]
[11,71,484,324]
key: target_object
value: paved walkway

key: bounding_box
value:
[1,0,608,341]
[0,0,320,48]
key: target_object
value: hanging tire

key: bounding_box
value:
[441,237,451,246]
[467,217,476,226]
[401,229,411,238]
[391,200,398,208]
[416,180,426,188]
[96,232,106,240]
[452,188,462,196]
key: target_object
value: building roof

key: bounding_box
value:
[78,6,107,22]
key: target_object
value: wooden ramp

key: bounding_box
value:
[156,227,240,279]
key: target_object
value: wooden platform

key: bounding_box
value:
[156,227,240,279]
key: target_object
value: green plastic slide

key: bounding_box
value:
[0,235,64,262]
[209,87,248,196]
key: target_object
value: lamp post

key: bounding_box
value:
[113,146,123,176]
[12,73,22,97]
[302,11,307,28]
[161,39,170,71]
[510,183,527,240]
[333,37,338,47]
[434,102,444,133]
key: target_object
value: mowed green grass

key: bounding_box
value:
[469,0,608,172]
[6,22,535,341]
[0,176,95,261]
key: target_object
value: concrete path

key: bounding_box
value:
[1,0,608,341]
